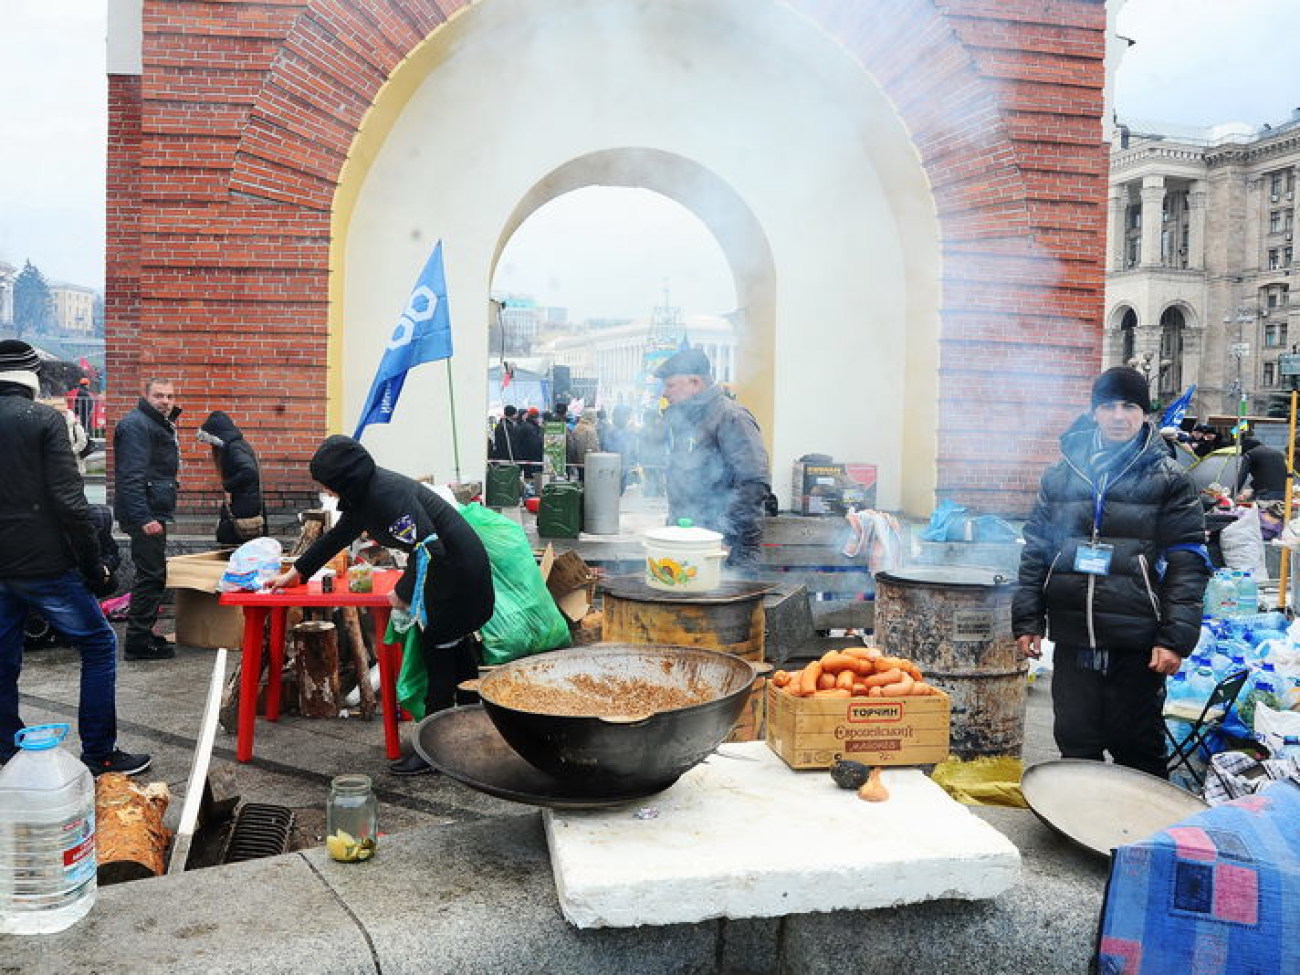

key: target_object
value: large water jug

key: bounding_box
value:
[1236,571,1260,617]
[1207,570,1238,618]
[0,724,97,935]
[1186,665,1218,709]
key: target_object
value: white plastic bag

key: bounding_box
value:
[217,536,284,592]
[1255,702,1300,759]
[1220,505,1268,580]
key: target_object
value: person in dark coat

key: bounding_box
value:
[488,405,518,463]
[1014,366,1210,778]
[514,407,544,482]
[267,436,494,774]
[197,410,265,545]
[1235,434,1289,501]
[656,348,770,567]
[112,378,181,660]
[0,340,151,776]
[73,378,95,433]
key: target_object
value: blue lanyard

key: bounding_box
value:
[408,531,439,630]
[1090,472,1110,541]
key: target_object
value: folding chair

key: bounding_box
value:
[1165,669,1251,789]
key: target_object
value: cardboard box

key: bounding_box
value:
[791,462,877,515]
[765,682,950,768]
[166,550,245,650]
[539,545,597,622]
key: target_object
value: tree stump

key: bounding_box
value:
[96,773,172,885]
[293,619,341,717]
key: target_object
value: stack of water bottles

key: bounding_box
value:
[1165,567,1300,760]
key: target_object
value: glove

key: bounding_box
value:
[84,563,119,598]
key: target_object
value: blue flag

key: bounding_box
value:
[353,241,454,439]
[1159,384,1196,429]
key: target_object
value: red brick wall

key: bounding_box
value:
[107,0,1108,517]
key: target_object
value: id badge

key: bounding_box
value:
[1074,543,1113,576]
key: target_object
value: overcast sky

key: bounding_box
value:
[1,0,1296,314]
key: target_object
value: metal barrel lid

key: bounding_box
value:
[875,565,1014,589]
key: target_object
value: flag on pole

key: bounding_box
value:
[353,241,453,440]
[1159,384,1196,429]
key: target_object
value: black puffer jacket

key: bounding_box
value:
[294,436,494,645]
[113,397,180,530]
[0,384,101,579]
[1012,422,1209,656]
[198,411,263,519]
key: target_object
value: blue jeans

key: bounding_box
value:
[0,572,119,762]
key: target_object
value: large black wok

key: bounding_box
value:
[475,643,759,794]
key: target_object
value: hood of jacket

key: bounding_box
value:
[197,410,243,448]
[309,435,376,508]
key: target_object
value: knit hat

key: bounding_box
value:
[1090,366,1151,413]
[0,339,41,396]
[654,347,712,380]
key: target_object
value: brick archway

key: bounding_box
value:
[108,0,1107,515]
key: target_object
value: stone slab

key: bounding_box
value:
[544,741,1022,928]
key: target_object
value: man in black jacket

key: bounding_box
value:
[1236,434,1289,501]
[1014,366,1210,777]
[0,340,151,775]
[113,379,181,660]
[267,436,494,774]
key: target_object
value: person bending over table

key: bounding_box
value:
[267,435,494,775]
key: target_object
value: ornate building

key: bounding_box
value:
[1105,112,1300,417]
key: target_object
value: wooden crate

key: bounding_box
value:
[765,683,950,769]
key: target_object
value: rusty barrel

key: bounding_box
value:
[599,576,768,742]
[873,566,1025,758]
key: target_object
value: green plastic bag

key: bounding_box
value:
[394,503,571,716]
[460,501,571,665]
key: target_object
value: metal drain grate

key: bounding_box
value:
[220,802,295,864]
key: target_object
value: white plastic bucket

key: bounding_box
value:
[643,523,726,592]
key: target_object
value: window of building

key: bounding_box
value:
[1126,238,1141,267]
[1271,172,1285,197]
[1287,211,1296,233]
[1127,205,1141,230]
[1264,361,1277,387]
[1271,210,1283,233]
[1269,249,1281,270]
[1287,246,1294,266]
[1265,321,1287,348]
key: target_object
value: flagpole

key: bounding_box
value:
[446,358,462,481]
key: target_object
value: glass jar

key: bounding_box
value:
[325,774,377,862]
[347,563,373,594]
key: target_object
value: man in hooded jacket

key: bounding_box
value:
[1013,366,1210,777]
[267,436,494,774]
[197,410,265,544]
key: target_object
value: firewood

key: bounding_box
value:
[293,619,341,717]
[96,773,172,885]
[340,606,377,719]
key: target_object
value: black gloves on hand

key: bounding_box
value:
[84,564,119,598]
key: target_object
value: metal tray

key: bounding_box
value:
[1020,759,1207,857]
[414,706,672,810]
[599,575,775,604]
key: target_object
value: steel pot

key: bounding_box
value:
[476,643,760,793]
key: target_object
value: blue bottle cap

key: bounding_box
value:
[14,723,70,751]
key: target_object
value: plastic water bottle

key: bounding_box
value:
[0,724,97,935]
[1187,665,1218,709]
[1236,571,1260,617]
[1202,571,1230,618]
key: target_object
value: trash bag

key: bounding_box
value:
[217,536,283,592]
[920,499,968,542]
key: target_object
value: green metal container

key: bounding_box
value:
[537,481,583,538]
[485,463,522,508]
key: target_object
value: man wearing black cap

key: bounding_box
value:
[654,347,770,567]
[1012,366,1210,778]
[0,340,151,776]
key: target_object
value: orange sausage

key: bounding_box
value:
[842,646,874,660]
[912,681,938,696]
[861,668,903,689]
[868,686,882,696]
[820,652,858,674]
[813,688,852,698]
[817,672,837,691]
[874,655,911,674]
[851,682,868,696]
[835,669,856,691]
[799,662,822,697]
[879,673,916,697]
[772,670,791,688]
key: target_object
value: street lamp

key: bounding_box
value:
[1223,304,1256,413]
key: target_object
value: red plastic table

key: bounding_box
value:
[219,570,406,762]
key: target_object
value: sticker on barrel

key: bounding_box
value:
[952,609,993,641]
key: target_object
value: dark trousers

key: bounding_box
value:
[1052,643,1169,778]
[0,571,119,762]
[420,634,481,716]
[126,525,167,650]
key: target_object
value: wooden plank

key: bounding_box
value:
[168,647,228,875]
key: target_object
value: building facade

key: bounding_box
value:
[48,282,99,335]
[1105,112,1300,418]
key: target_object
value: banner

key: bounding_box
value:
[353,241,453,439]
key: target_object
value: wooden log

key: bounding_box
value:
[340,606,377,719]
[96,773,172,885]
[293,619,341,717]
[289,510,327,558]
